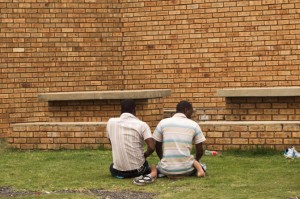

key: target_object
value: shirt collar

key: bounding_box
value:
[173,113,187,118]
[120,112,136,119]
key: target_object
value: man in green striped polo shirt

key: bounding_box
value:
[153,100,206,177]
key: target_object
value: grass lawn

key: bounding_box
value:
[0,143,299,199]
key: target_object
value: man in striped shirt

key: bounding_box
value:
[153,100,206,177]
[107,99,157,183]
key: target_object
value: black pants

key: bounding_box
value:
[109,161,151,178]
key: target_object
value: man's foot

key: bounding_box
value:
[284,147,295,159]
[197,170,205,177]
[292,147,300,158]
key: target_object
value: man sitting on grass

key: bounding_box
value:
[106,99,157,184]
[153,100,206,178]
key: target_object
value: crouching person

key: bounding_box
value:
[106,99,157,185]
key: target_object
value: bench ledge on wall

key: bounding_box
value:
[199,121,300,125]
[217,87,300,97]
[37,89,172,101]
[12,122,107,127]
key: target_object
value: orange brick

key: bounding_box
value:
[232,138,248,144]
[54,138,68,143]
[47,144,61,150]
[283,124,300,131]
[248,125,265,131]
[82,138,96,143]
[40,138,53,144]
[249,138,265,144]
[215,138,231,144]
[274,132,292,138]
[284,139,300,145]
[215,125,231,131]
[266,139,283,144]
[241,132,257,138]
[259,132,274,138]
[231,125,248,132]
[265,124,282,131]
[36,144,48,149]
[27,138,40,144]
[224,132,240,138]
[20,144,34,150]
[14,138,26,144]
[61,144,75,149]
[68,138,82,143]
[207,132,223,138]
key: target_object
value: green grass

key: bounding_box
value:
[0,143,299,199]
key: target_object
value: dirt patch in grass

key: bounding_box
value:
[0,187,155,199]
[0,187,35,197]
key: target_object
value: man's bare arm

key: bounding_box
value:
[144,138,155,159]
[195,142,204,161]
[155,141,163,160]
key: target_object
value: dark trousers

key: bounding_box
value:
[109,161,151,178]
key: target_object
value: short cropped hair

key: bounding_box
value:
[176,100,192,113]
[121,99,136,114]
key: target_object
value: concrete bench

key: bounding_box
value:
[217,87,300,97]
[38,89,172,101]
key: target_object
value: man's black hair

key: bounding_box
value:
[121,99,136,114]
[176,100,192,113]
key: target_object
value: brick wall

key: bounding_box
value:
[9,121,300,150]
[1,0,300,149]
[46,98,164,130]
[10,123,109,150]
[0,0,123,138]
[201,121,300,151]
[225,97,300,121]
[121,0,300,109]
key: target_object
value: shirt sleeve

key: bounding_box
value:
[106,119,111,139]
[142,123,152,140]
[152,122,163,142]
[194,124,206,144]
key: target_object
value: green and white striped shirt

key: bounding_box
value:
[153,113,206,175]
